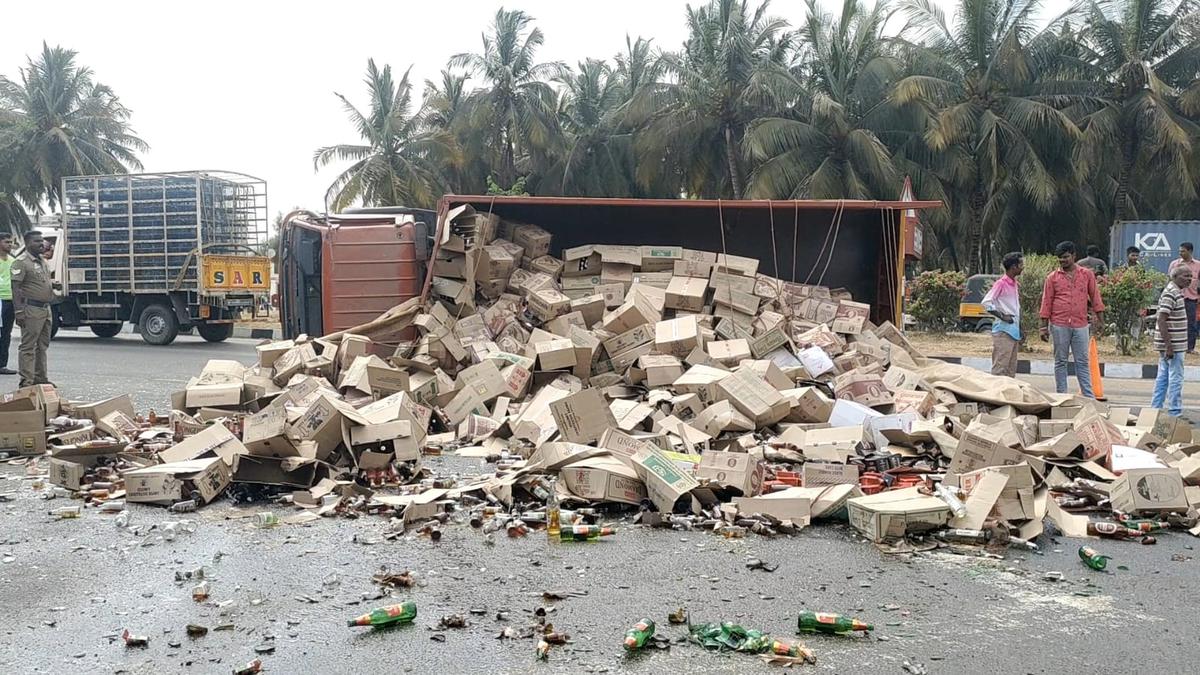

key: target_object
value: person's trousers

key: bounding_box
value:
[0,299,13,368]
[990,332,1020,377]
[17,305,51,387]
[1188,298,1198,352]
[1151,351,1184,417]
[1050,323,1093,398]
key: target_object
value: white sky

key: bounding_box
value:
[3,0,1071,217]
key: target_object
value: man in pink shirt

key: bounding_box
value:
[1039,241,1105,398]
[1167,242,1200,353]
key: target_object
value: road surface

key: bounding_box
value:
[0,334,1197,674]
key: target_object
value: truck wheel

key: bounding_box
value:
[197,323,233,343]
[138,304,179,345]
[90,324,123,338]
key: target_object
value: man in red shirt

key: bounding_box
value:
[1039,241,1105,398]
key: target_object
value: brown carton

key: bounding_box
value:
[549,388,618,444]
[562,245,603,277]
[707,339,751,366]
[1109,467,1189,515]
[673,365,732,405]
[1136,409,1193,444]
[475,244,516,281]
[847,486,951,542]
[529,255,564,277]
[673,258,713,279]
[640,245,683,272]
[695,450,764,496]
[534,338,578,371]
[715,367,790,426]
[665,276,707,312]
[802,461,859,487]
[124,457,232,505]
[654,316,702,358]
[714,253,759,277]
[0,409,46,456]
[512,223,552,258]
[947,419,1024,476]
[632,444,701,511]
[832,368,893,409]
[559,456,647,505]
[528,288,572,322]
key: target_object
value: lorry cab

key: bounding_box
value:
[279,208,432,339]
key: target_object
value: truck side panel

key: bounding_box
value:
[324,223,420,333]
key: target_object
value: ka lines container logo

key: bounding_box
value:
[1134,232,1171,251]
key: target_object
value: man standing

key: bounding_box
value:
[1078,245,1108,277]
[0,234,15,375]
[1040,241,1105,398]
[1168,242,1200,353]
[10,230,56,387]
[1152,265,1191,417]
[982,252,1023,377]
[1124,246,1140,269]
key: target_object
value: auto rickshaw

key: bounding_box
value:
[959,274,999,332]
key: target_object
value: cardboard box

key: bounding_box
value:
[124,457,232,505]
[513,223,552,258]
[673,365,732,405]
[632,443,700,511]
[528,289,572,322]
[0,409,47,456]
[665,276,707,312]
[604,324,654,357]
[957,463,1036,521]
[707,339,751,366]
[831,300,871,334]
[161,421,249,464]
[780,387,833,424]
[71,394,136,423]
[673,258,713,279]
[350,419,418,462]
[714,253,759,277]
[562,245,602,277]
[654,316,702,358]
[288,394,368,458]
[638,354,684,388]
[847,486,951,542]
[693,400,755,437]
[529,255,563,277]
[892,389,935,417]
[731,493,811,525]
[694,450,763,496]
[569,294,606,327]
[1109,467,1189,515]
[833,369,893,409]
[475,244,516,281]
[549,388,617,444]
[802,461,859,487]
[947,419,1024,476]
[49,442,126,489]
[640,245,683,272]
[1137,409,1193,444]
[559,456,647,505]
[715,367,789,426]
[534,338,577,371]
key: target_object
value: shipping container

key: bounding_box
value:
[1109,220,1200,275]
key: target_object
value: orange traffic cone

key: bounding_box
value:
[1088,336,1106,401]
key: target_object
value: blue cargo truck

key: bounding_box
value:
[1109,220,1200,275]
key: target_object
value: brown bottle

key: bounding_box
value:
[1086,521,1140,539]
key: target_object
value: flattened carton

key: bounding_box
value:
[847,487,951,542]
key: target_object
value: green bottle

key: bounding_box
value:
[1079,545,1110,571]
[797,611,873,634]
[559,525,616,542]
[347,601,417,627]
[623,618,655,651]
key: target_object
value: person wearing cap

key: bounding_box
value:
[10,230,56,387]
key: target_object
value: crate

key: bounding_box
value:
[61,171,267,294]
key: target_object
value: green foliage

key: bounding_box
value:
[1016,253,1059,346]
[1099,265,1166,355]
[909,269,966,332]
[485,176,528,196]
[0,43,145,217]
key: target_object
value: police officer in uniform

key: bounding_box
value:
[11,231,56,387]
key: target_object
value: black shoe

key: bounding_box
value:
[0,368,15,375]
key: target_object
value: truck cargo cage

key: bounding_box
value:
[61,171,268,294]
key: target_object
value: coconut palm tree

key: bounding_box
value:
[449,8,567,189]
[0,43,146,211]
[744,0,901,199]
[891,0,1085,272]
[613,36,665,104]
[314,59,458,210]
[1070,0,1200,224]
[422,69,489,193]
[628,0,800,198]
[545,59,638,196]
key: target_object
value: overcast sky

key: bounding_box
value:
[3,0,1072,217]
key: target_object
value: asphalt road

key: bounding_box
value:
[1,335,1199,674]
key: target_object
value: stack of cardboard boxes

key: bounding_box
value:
[23,208,1200,544]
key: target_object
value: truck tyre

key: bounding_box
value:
[138,304,179,345]
[197,323,233,343]
[90,324,123,338]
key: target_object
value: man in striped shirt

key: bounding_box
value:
[1152,265,1192,416]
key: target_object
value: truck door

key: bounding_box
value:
[281,224,324,339]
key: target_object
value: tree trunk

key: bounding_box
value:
[966,186,986,274]
[1113,128,1136,227]
[723,125,744,199]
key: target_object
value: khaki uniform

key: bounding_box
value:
[11,251,54,386]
